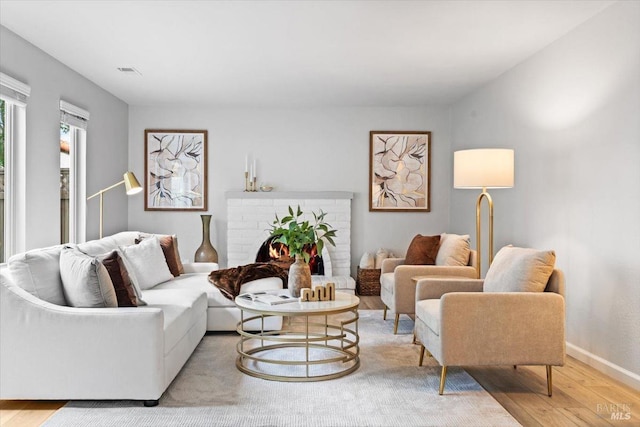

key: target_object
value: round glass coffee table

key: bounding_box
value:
[235,292,360,382]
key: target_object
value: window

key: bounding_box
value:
[59,101,88,244]
[0,73,29,261]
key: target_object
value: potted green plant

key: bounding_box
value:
[269,205,337,297]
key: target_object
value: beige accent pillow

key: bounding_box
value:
[435,233,471,266]
[483,246,556,293]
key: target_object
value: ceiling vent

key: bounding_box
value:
[117,67,142,76]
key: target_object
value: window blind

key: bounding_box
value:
[60,100,90,130]
[0,72,30,107]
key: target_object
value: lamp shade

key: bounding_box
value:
[454,149,514,189]
[123,171,142,195]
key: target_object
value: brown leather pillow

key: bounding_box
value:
[98,251,138,307]
[404,234,441,265]
[136,234,182,277]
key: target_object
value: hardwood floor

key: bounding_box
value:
[1,295,638,427]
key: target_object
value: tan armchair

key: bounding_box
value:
[414,251,565,396]
[380,250,477,334]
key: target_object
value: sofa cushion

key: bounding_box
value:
[155,274,283,308]
[77,232,139,256]
[380,272,395,295]
[119,236,173,291]
[7,245,67,305]
[484,246,556,293]
[60,248,118,308]
[136,233,184,277]
[97,251,139,307]
[416,299,441,336]
[141,288,208,355]
[405,234,440,265]
[436,233,471,267]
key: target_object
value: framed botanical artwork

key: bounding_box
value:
[369,131,431,212]
[144,129,208,211]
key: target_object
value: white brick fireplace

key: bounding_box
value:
[226,191,353,278]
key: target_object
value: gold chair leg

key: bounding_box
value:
[393,314,400,334]
[546,365,553,397]
[383,306,387,320]
[418,345,425,366]
[439,366,447,395]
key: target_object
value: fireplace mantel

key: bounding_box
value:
[225,191,353,200]
[226,191,353,278]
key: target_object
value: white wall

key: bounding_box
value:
[128,106,452,272]
[450,1,640,388]
[0,26,129,248]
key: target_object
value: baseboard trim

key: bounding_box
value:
[566,342,640,390]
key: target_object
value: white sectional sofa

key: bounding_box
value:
[0,231,282,405]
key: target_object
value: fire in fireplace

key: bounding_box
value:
[255,236,324,275]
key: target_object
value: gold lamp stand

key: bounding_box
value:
[475,187,494,279]
[87,171,141,238]
[454,149,514,278]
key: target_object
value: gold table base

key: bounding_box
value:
[236,309,360,382]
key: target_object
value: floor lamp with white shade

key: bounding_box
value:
[87,171,142,238]
[454,149,514,278]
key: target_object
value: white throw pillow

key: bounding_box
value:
[8,244,68,305]
[483,246,556,293]
[119,236,173,291]
[359,252,375,269]
[59,248,118,308]
[435,233,471,266]
[374,248,388,269]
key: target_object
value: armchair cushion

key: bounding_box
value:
[484,246,556,293]
[405,234,440,265]
[435,233,471,267]
[416,299,441,335]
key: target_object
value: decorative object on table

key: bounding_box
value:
[454,148,514,277]
[269,205,337,297]
[244,155,258,192]
[356,267,382,296]
[369,131,431,212]
[194,214,218,263]
[87,171,142,238]
[259,184,273,192]
[300,283,336,301]
[144,129,207,211]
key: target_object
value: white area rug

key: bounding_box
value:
[44,311,519,426]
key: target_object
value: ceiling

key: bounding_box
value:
[0,0,614,107]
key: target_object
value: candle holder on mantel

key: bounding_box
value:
[244,172,258,192]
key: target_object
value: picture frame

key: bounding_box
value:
[144,129,208,211]
[369,131,431,212]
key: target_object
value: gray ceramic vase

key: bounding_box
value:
[288,254,311,297]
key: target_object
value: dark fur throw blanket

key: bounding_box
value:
[208,263,289,300]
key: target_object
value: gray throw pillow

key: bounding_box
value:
[59,248,118,308]
[483,246,556,293]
